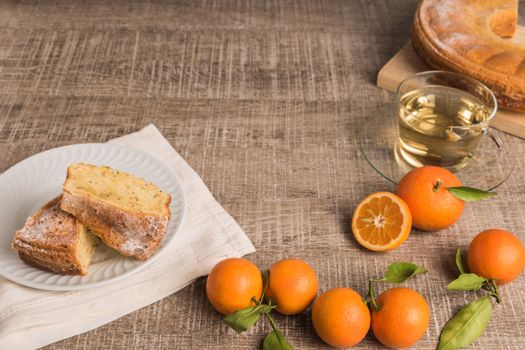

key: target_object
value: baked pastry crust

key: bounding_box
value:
[61,163,171,260]
[12,196,99,275]
[412,0,525,111]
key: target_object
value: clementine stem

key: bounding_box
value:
[265,313,279,334]
[489,280,501,304]
[433,179,442,192]
[259,270,270,303]
[368,280,380,311]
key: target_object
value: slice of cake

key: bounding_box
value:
[60,163,171,260]
[12,196,99,275]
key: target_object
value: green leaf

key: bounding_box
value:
[384,262,428,284]
[447,187,496,202]
[455,248,466,274]
[224,304,274,333]
[438,296,493,350]
[447,273,487,291]
[263,330,294,350]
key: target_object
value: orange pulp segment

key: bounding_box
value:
[351,192,412,251]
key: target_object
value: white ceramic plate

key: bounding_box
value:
[0,143,185,291]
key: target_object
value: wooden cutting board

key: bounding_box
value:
[377,42,525,139]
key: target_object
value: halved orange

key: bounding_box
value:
[352,192,412,251]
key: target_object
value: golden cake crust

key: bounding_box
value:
[12,197,96,275]
[412,0,525,111]
[60,163,171,260]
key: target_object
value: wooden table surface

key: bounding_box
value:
[1,1,524,349]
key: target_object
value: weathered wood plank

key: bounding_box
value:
[0,1,523,349]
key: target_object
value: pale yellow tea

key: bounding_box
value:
[397,85,491,170]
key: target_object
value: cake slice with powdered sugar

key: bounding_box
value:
[12,196,99,275]
[60,163,171,260]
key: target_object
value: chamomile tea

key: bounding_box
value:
[396,72,496,171]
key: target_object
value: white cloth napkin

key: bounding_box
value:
[0,124,256,350]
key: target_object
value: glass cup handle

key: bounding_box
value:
[485,128,503,151]
[479,127,503,166]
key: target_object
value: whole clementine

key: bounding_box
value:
[467,228,525,285]
[312,288,370,348]
[396,166,464,231]
[371,287,430,348]
[206,258,263,315]
[266,259,318,315]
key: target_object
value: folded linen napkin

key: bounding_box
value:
[0,124,256,349]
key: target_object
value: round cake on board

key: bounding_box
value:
[412,0,525,111]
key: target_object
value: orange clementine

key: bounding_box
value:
[371,287,430,348]
[312,288,370,348]
[265,259,318,315]
[206,258,263,315]
[467,228,525,285]
[396,166,464,231]
[352,192,412,251]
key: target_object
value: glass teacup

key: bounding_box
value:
[395,71,498,172]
